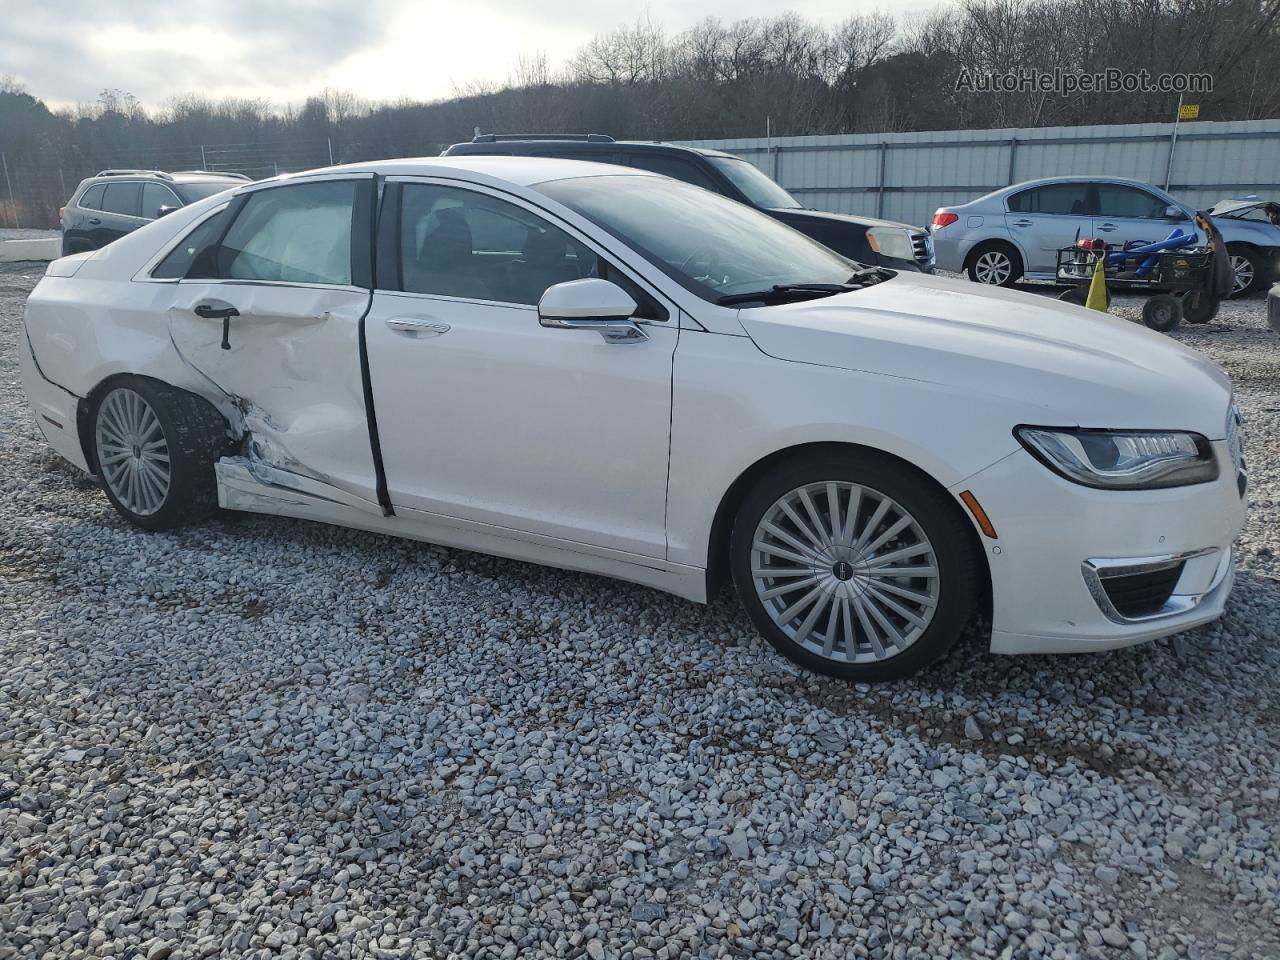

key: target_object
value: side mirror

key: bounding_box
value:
[1165,205,1188,220]
[155,205,180,219]
[538,278,647,344]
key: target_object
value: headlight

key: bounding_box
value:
[865,227,916,263]
[1015,426,1218,489]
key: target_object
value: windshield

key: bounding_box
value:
[709,157,802,209]
[536,175,857,302]
[177,181,240,203]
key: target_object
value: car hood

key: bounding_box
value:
[766,207,923,233]
[737,272,1233,438]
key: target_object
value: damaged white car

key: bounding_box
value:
[20,158,1247,681]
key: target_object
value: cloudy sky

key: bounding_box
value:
[2,0,939,110]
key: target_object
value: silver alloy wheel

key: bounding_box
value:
[95,388,171,517]
[750,481,941,663]
[1230,254,1254,295]
[972,250,1012,285]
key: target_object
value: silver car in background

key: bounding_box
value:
[931,176,1280,298]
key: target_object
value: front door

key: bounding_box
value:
[165,175,380,506]
[1004,181,1095,274]
[1092,183,1196,252]
[364,179,677,559]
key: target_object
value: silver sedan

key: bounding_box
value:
[931,176,1280,298]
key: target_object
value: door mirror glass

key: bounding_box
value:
[156,204,180,218]
[1165,204,1187,220]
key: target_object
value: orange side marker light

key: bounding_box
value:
[959,490,997,539]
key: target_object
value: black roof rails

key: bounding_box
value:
[95,169,174,180]
[169,170,253,181]
[471,133,615,143]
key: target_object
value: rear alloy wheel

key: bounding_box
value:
[1227,246,1263,299]
[966,244,1022,287]
[730,453,977,681]
[91,377,231,530]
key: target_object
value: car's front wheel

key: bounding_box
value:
[91,377,231,531]
[1226,245,1264,299]
[730,451,978,682]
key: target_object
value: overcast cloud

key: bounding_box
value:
[1,0,940,110]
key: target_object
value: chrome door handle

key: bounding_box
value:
[386,317,450,337]
[1011,219,1033,227]
[1096,223,1118,232]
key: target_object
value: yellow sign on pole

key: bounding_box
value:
[1179,103,1200,120]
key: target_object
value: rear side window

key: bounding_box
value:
[152,208,229,279]
[100,182,141,217]
[79,184,106,210]
[620,153,716,191]
[1007,184,1092,216]
[217,181,356,285]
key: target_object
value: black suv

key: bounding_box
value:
[443,135,934,273]
[60,169,251,256]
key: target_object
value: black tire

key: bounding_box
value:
[729,451,979,682]
[965,242,1023,287]
[1226,245,1264,299]
[90,376,232,531]
[1178,290,1221,324]
[1142,294,1183,333]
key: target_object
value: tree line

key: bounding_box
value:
[1,0,1278,226]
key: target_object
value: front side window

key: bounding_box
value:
[1095,185,1170,219]
[708,157,802,209]
[1007,184,1092,215]
[141,183,181,220]
[217,180,355,285]
[398,183,602,305]
[100,182,141,217]
[536,174,856,301]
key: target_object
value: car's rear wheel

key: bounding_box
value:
[730,452,978,682]
[965,242,1023,287]
[91,377,231,531]
[1226,245,1263,299]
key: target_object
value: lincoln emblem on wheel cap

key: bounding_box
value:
[832,560,855,581]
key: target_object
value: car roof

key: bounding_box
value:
[1004,175,1159,190]
[446,139,738,160]
[285,155,665,188]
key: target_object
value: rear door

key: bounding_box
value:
[164,174,381,507]
[96,181,144,246]
[1004,182,1095,274]
[1093,183,1194,250]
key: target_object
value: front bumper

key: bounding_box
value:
[958,445,1246,655]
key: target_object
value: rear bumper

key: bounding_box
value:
[959,445,1246,656]
[18,322,89,472]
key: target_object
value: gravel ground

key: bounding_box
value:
[1,264,1278,960]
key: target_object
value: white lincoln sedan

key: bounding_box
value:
[19,157,1248,681]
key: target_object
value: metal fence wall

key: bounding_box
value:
[680,119,1280,227]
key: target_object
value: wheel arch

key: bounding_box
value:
[703,440,992,621]
[963,237,1024,273]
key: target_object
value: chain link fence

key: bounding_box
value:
[1,135,444,230]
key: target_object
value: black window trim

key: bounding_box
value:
[376,174,671,322]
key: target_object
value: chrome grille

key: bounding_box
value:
[910,231,934,269]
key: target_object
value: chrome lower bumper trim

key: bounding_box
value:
[1081,547,1228,625]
